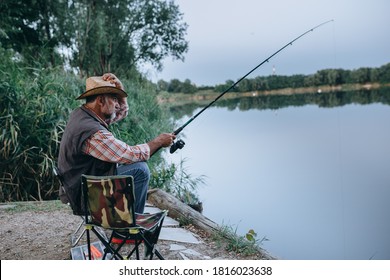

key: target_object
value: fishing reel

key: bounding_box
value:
[170,139,185,154]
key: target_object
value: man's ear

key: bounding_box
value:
[97,95,106,105]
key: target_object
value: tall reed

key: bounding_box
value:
[0,49,82,201]
[1,46,201,203]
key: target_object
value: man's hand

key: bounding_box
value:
[147,133,176,155]
[102,73,124,90]
[112,97,129,123]
[102,73,128,123]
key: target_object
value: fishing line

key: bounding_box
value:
[336,102,347,260]
[331,20,347,259]
[169,19,334,154]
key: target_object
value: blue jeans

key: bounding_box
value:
[116,162,150,213]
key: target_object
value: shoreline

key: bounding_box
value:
[0,199,275,260]
[157,83,390,105]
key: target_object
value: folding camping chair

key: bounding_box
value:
[81,174,167,260]
[53,166,87,247]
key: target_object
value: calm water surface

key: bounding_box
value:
[167,91,390,260]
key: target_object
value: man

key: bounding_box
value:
[58,73,175,215]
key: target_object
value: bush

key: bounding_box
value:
[0,47,179,202]
[0,49,83,201]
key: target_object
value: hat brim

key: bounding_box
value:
[76,86,128,100]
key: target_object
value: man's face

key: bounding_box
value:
[100,94,120,123]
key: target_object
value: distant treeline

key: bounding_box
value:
[169,87,390,121]
[157,63,390,94]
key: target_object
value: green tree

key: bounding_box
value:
[237,78,252,92]
[0,0,70,67]
[181,79,197,94]
[0,0,188,78]
[313,70,328,86]
[167,78,182,92]
[288,74,305,88]
[377,63,390,83]
[157,79,169,91]
[351,67,372,84]
[326,69,341,85]
[214,79,235,93]
[69,0,188,77]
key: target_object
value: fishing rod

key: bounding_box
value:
[169,19,334,154]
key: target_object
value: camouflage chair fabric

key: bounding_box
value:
[81,174,167,260]
[86,175,135,228]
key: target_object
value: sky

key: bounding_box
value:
[143,0,390,86]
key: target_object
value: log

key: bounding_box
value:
[148,188,276,259]
[147,188,220,234]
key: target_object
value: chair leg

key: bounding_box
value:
[154,248,164,260]
[71,216,108,247]
[109,230,144,260]
[71,220,86,247]
[135,242,140,260]
[120,234,142,260]
[86,227,92,260]
[94,229,125,260]
[141,231,165,260]
[144,215,166,260]
[95,226,109,243]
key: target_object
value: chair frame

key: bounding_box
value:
[81,174,167,260]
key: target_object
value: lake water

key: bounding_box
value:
[167,89,390,260]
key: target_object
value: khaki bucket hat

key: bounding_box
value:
[76,76,128,100]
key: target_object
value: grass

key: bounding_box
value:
[211,224,269,257]
[0,65,81,202]
[0,200,68,213]
[0,46,183,204]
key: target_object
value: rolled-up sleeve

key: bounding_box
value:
[82,130,150,164]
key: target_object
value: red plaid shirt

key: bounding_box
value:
[82,130,150,164]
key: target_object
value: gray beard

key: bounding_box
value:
[104,112,116,124]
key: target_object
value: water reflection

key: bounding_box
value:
[167,88,390,260]
[170,88,390,119]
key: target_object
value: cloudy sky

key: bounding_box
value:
[144,0,390,86]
